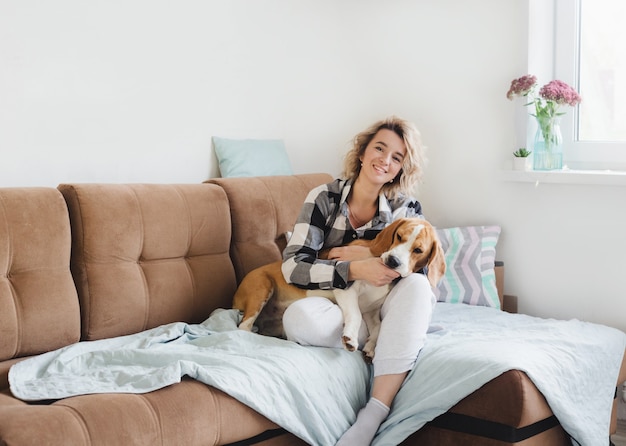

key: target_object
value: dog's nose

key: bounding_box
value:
[385,255,401,269]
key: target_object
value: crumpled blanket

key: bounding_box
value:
[9,304,626,446]
[376,304,626,446]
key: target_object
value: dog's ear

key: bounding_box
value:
[425,233,446,287]
[369,219,405,257]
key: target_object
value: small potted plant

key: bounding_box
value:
[512,148,531,171]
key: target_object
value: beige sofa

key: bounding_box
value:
[0,174,624,445]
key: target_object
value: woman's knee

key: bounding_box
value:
[282,297,344,348]
[397,273,434,295]
[381,273,435,316]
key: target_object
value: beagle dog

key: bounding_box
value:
[232,218,446,360]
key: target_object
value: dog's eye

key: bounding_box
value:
[396,234,402,242]
[413,248,423,254]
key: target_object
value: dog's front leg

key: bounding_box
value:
[334,287,362,352]
[362,309,381,362]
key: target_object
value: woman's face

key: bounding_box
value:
[359,129,406,187]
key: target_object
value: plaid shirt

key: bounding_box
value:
[282,178,423,290]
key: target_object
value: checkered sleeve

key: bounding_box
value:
[281,183,351,290]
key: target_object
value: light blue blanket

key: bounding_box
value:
[9,304,626,446]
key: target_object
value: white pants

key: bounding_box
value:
[282,274,436,376]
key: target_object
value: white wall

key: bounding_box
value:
[2,1,626,334]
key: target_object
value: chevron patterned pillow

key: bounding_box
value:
[433,225,502,308]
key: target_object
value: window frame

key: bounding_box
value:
[531,0,626,171]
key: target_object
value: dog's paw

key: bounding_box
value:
[238,318,255,332]
[341,335,358,352]
[362,340,376,362]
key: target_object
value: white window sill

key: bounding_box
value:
[499,168,626,186]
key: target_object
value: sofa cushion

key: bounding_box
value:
[58,183,237,341]
[0,380,287,445]
[209,173,333,283]
[0,188,80,363]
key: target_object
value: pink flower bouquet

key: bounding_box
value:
[507,74,581,170]
[506,74,581,120]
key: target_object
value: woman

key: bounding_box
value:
[281,116,435,445]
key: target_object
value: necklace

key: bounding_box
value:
[348,204,371,229]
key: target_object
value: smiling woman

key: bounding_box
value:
[348,128,406,228]
[280,116,433,445]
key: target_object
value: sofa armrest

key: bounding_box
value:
[503,295,518,313]
[495,261,504,307]
[495,261,518,313]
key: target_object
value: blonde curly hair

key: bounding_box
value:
[342,116,426,199]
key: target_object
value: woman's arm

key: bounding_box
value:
[347,257,401,287]
[281,184,351,290]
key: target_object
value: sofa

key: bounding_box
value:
[0,173,624,446]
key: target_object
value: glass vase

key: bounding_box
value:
[532,115,563,170]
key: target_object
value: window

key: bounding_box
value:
[578,1,626,142]
[542,0,626,170]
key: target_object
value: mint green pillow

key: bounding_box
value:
[213,137,293,178]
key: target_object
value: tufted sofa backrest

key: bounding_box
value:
[0,188,80,361]
[1,175,331,355]
[58,183,237,341]
[209,173,333,284]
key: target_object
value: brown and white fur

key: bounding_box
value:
[232,218,446,360]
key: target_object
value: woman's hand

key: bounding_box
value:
[327,245,373,262]
[348,257,400,287]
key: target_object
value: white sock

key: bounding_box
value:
[336,398,390,446]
